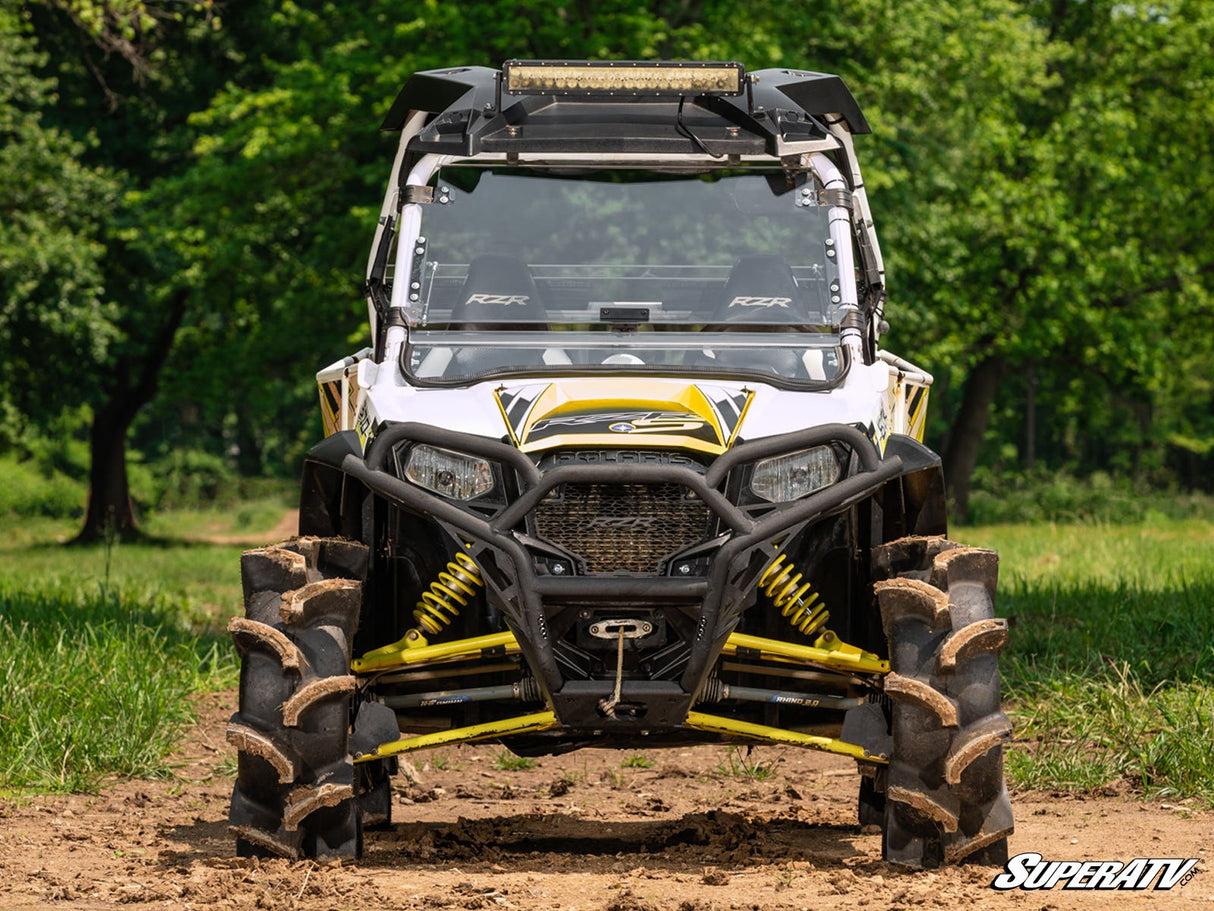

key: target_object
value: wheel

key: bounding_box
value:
[872,535,1014,867]
[226,537,368,860]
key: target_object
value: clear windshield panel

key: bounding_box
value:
[408,168,842,329]
[407,330,847,384]
[401,167,846,384]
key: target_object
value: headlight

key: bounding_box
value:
[404,445,494,500]
[750,446,841,503]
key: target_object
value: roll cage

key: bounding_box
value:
[364,62,887,373]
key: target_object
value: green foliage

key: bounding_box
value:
[0,580,235,792]
[967,470,1214,525]
[491,749,537,771]
[0,1,121,425]
[0,443,293,518]
[0,455,85,518]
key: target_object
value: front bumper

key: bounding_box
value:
[311,421,902,730]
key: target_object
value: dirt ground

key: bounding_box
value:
[0,691,1209,911]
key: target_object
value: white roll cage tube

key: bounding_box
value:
[822,124,887,346]
[366,110,426,337]
[374,150,454,365]
[806,151,865,362]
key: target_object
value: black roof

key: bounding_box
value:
[380,63,869,159]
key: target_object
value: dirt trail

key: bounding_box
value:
[189,510,300,546]
[0,691,1209,910]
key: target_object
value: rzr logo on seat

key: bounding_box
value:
[728,296,792,308]
[465,294,531,306]
[587,516,655,530]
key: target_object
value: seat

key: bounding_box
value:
[697,255,818,377]
[713,254,815,327]
[425,254,569,376]
[450,254,549,326]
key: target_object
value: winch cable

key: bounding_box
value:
[598,627,627,718]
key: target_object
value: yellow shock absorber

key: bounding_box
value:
[759,552,830,639]
[406,551,484,647]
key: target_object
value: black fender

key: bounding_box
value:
[881,434,948,539]
[299,431,370,540]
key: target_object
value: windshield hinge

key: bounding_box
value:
[819,188,853,209]
[403,185,434,205]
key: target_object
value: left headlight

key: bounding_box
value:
[404,444,494,500]
[750,445,841,503]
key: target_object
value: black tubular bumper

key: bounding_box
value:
[308,422,903,729]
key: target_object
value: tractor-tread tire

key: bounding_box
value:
[228,536,368,861]
[874,535,1014,868]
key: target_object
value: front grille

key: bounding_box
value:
[534,482,711,574]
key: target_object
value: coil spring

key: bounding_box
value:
[759,553,829,639]
[412,551,484,636]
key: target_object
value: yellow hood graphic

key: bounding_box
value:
[495,379,753,455]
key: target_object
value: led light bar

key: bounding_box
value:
[502,60,745,96]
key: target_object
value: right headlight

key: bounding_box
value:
[403,444,495,500]
[750,445,841,503]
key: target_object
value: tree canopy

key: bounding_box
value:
[5,0,1212,535]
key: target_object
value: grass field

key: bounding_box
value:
[0,505,280,793]
[1,510,1211,804]
[960,520,1214,804]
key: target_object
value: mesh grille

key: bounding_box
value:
[534,482,711,574]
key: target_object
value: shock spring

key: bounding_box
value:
[411,551,484,637]
[759,552,830,639]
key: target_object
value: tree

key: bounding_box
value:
[0,0,119,453]
[21,0,294,540]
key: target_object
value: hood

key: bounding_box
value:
[495,379,754,456]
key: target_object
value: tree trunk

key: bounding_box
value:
[942,355,1006,524]
[75,400,139,543]
[1024,365,1037,470]
[71,290,189,545]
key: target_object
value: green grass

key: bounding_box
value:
[621,753,655,769]
[0,497,297,623]
[0,501,283,794]
[959,520,1214,805]
[0,580,237,793]
[1006,669,1214,799]
[0,537,248,624]
[959,518,1214,586]
[717,746,780,780]
[492,749,537,771]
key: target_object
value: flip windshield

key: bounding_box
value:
[401,167,846,384]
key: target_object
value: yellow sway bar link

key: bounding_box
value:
[353,630,520,674]
[684,711,888,763]
[723,630,889,675]
[354,710,560,762]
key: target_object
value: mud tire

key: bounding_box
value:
[873,535,1014,868]
[227,537,369,860]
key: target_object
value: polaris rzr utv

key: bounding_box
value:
[227,60,1013,869]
